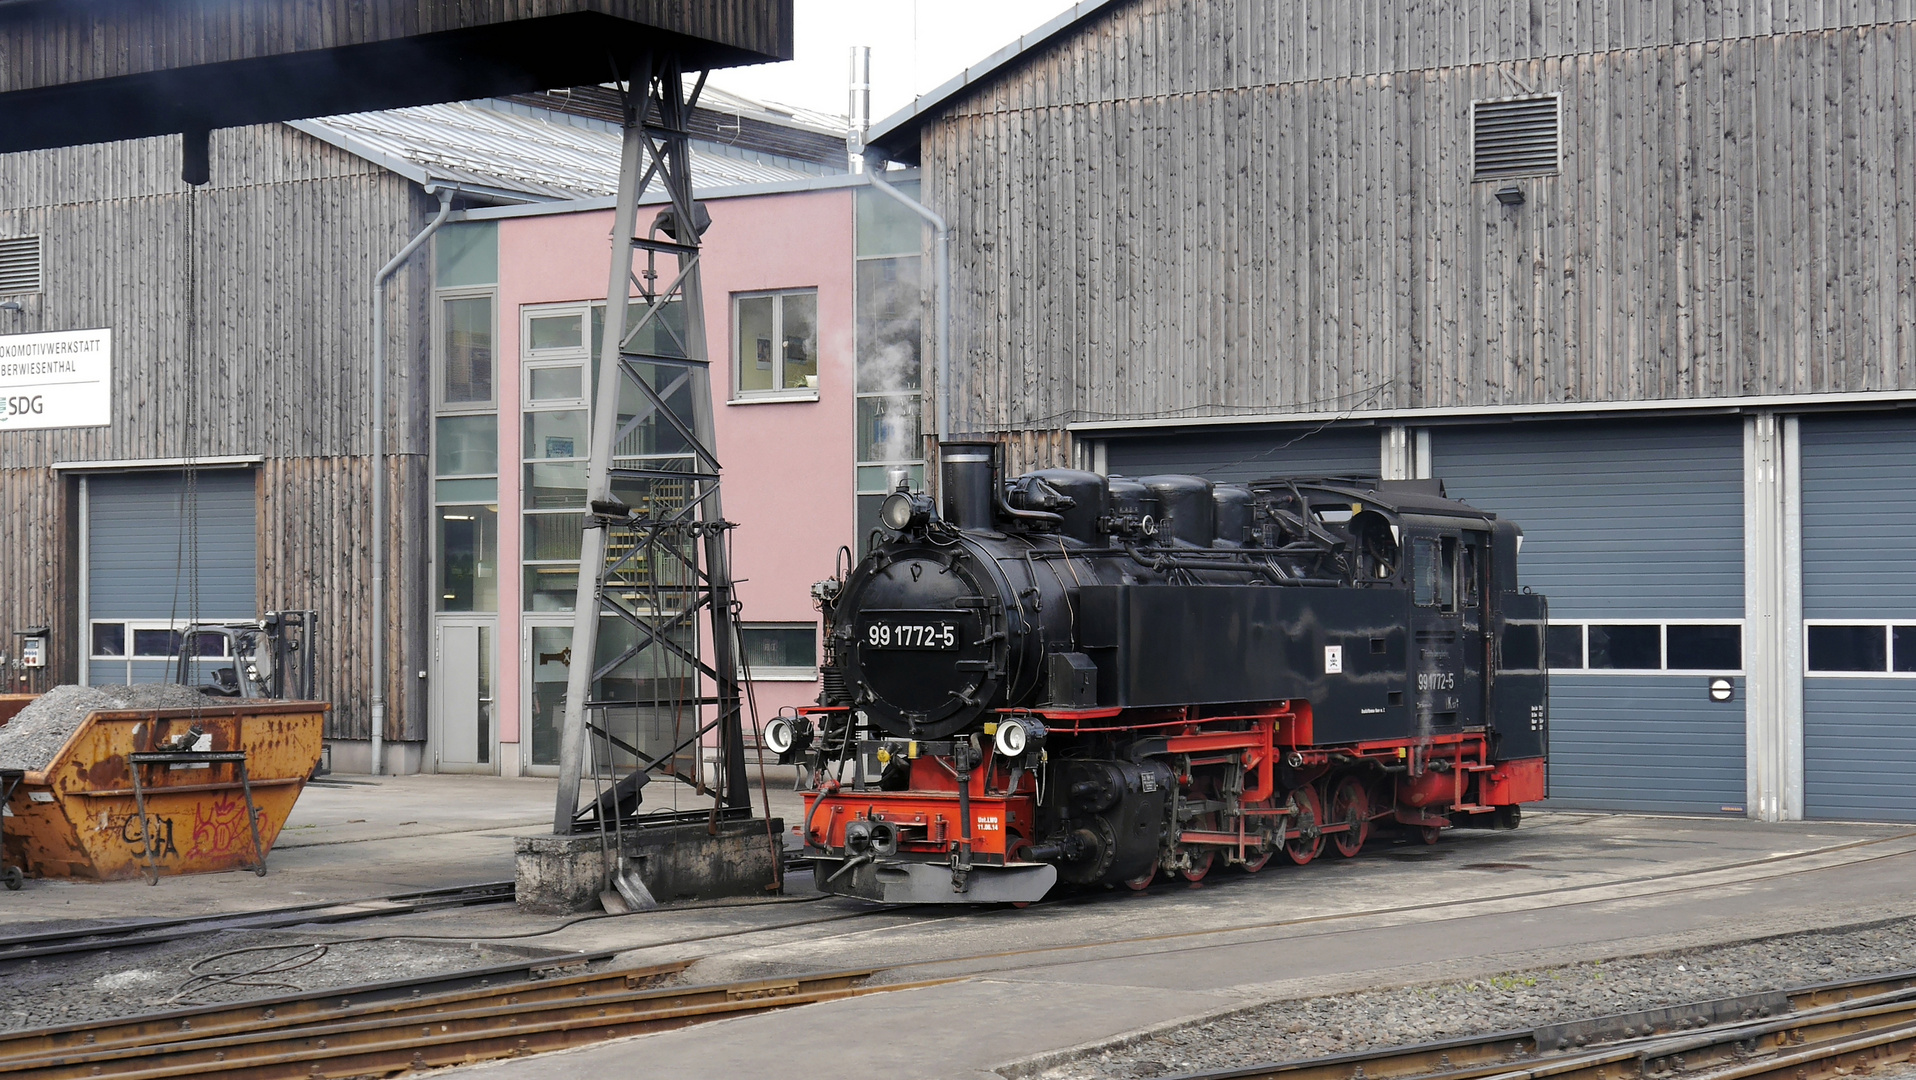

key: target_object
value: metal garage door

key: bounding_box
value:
[1800,413,1916,822]
[1431,420,1747,814]
[1103,426,1382,482]
[86,470,258,685]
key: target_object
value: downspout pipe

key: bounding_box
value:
[864,170,953,444]
[370,183,454,776]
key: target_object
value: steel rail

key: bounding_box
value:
[0,881,517,964]
[0,967,948,1080]
[1157,970,1916,1080]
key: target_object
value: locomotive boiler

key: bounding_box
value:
[767,442,1549,904]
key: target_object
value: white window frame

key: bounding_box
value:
[89,619,245,661]
[1802,619,1916,679]
[1545,619,1746,675]
[522,302,591,407]
[434,286,501,413]
[737,622,819,682]
[730,288,820,403]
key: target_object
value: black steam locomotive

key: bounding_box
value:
[767,442,1549,904]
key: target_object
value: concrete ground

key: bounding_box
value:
[6,778,1914,1080]
[438,810,1916,1080]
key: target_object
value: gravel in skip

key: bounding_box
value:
[0,683,214,773]
[0,928,564,1032]
[1036,917,1916,1080]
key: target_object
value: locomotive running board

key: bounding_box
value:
[813,858,1058,904]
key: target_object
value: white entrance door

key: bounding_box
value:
[433,620,495,772]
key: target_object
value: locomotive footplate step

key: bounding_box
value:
[814,856,1058,904]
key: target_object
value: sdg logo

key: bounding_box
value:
[2,395,45,422]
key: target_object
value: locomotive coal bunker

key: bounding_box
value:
[768,442,1549,903]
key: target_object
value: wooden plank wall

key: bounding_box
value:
[919,0,1916,448]
[0,126,431,742]
[0,1,791,92]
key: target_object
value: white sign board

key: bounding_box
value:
[0,328,112,430]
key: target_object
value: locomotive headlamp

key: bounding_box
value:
[880,490,934,532]
[765,716,797,755]
[994,717,1046,758]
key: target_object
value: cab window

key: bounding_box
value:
[1412,537,1456,611]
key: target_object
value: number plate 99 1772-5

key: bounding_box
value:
[863,621,959,650]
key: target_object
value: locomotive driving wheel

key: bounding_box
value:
[1177,814,1217,882]
[1283,784,1325,865]
[1329,776,1371,858]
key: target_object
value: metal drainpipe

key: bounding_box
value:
[864,170,953,444]
[370,183,455,776]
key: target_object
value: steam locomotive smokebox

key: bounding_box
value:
[514,817,784,914]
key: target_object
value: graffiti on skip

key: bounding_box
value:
[187,797,263,858]
[120,814,178,858]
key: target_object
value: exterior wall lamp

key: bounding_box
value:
[1495,183,1526,206]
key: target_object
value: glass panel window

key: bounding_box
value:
[1895,626,1916,673]
[739,625,818,679]
[1411,538,1454,610]
[436,505,499,612]
[1666,624,1742,670]
[1808,624,1889,672]
[132,628,181,659]
[732,290,819,397]
[524,565,579,612]
[435,415,497,476]
[527,313,582,351]
[524,513,584,561]
[524,462,587,510]
[1588,625,1661,670]
[1546,624,1584,669]
[528,625,572,766]
[855,257,923,393]
[856,395,922,463]
[435,477,497,503]
[524,410,588,461]
[781,291,818,389]
[735,293,776,394]
[91,622,126,658]
[441,295,495,405]
[436,222,498,288]
[528,365,583,402]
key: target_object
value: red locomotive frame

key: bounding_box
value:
[800,700,1545,879]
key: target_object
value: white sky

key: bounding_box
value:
[707,0,1083,125]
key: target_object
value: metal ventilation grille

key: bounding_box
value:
[0,236,42,294]
[1473,97,1559,179]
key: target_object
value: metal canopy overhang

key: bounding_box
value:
[0,2,793,153]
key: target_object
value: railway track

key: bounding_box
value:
[1165,969,1916,1080]
[0,958,949,1079]
[0,881,519,965]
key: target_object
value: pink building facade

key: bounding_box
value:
[431,178,885,777]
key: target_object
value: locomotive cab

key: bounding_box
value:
[788,443,1548,904]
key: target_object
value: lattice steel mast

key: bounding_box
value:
[552,59,749,835]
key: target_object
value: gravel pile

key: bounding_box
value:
[0,683,218,772]
[1035,918,1916,1079]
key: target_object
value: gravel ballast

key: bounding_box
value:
[0,683,216,773]
[1033,917,1916,1079]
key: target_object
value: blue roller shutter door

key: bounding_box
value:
[1800,414,1916,822]
[1431,420,1746,814]
[88,471,258,684]
[1103,427,1381,482]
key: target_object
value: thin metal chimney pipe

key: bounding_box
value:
[369,183,454,776]
[847,46,870,173]
[864,170,952,443]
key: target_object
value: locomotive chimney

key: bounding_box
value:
[939,442,996,529]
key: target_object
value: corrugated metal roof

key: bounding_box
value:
[294,97,840,203]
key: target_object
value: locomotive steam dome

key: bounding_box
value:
[835,539,1006,739]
